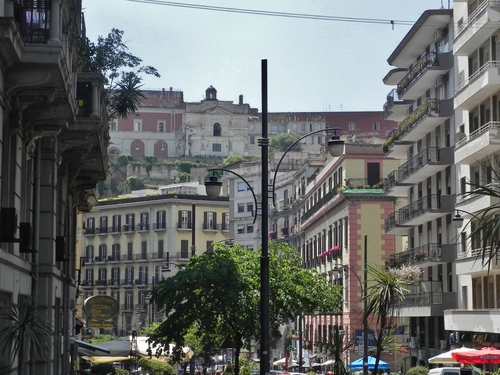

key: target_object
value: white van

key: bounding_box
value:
[429,367,482,375]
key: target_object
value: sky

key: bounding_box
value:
[83,0,448,113]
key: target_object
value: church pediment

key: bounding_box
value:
[203,106,235,116]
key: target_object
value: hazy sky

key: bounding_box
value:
[83,0,448,112]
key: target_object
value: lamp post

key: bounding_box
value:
[205,59,345,375]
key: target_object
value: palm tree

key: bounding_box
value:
[363,265,421,375]
[0,294,54,375]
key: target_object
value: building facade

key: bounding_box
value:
[79,193,230,337]
[443,0,500,348]
[382,8,458,368]
[0,1,108,374]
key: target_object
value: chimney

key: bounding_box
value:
[239,95,243,105]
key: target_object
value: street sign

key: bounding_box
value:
[87,320,114,328]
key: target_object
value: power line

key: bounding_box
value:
[126,0,417,26]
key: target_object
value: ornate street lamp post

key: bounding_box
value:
[205,59,345,375]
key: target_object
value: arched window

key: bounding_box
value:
[213,123,221,136]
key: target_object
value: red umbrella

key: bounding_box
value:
[452,347,500,364]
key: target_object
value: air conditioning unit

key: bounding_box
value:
[418,349,426,361]
[410,337,418,348]
[433,28,444,43]
[439,340,448,350]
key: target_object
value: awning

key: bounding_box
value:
[71,339,111,354]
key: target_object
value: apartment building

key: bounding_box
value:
[443,0,500,347]
[272,144,401,368]
[0,1,109,374]
[79,193,230,336]
[382,8,457,367]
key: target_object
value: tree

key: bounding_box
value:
[363,265,421,375]
[406,366,429,375]
[78,28,160,118]
[0,295,54,375]
[269,133,303,152]
[221,155,244,166]
[148,242,342,375]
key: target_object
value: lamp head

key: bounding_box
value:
[205,175,222,198]
[452,211,464,229]
[327,128,345,157]
[331,266,341,279]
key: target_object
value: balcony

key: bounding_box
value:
[177,222,192,230]
[136,223,149,231]
[383,89,413,122]
[456,246,500,274]
[397,52,452,100]
[397,281,457,317]
[385,243,456,269]
[83,227,95,236]
[398,99,453,143]
[455,61,500,110]
[445,309,500,332]
[384,147,454,196]
[122,224,135,233]
[455,121,500,164]
[153,222,166,230]
[96,227,108,235]
[385,194,454,234]
[109,226,121,234]
[456,183,500,214]
[454,0,500,56]
[203,223,221,231]
[108,279,120,287]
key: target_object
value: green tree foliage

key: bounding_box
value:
[0,295,54,375]
[118,176,145,194]
[269,132,303,152]
[78,28,160,118]
[363,265,421,375]
[88,334,114,344]
[406,366,429,375]
[221,155,244,166]
[148,242,342,375]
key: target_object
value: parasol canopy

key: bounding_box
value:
[348,356,389,370]
[428,347,476,364]
[451,347,500,364]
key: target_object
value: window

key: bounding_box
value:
[250,124,255,132]
[180,240,189,258]
[348,122,355,131]
[204,211,217,230]
[135,141,140,150]
[85,245,94,260]
[178,210,191,229]
[317,136,322,144]
[237,224,245,234]
[158,240,164,258]
[125,213,135,231]
[212,143,222,152]
[247,224,254,233]
[140,212,149,230]
[86,217,95,229]
[156,211,166,229]
[141,241,147,259]
[222,212,229,230]
[158,122,165,132]
[213,123,221,136]
[237,203,245,213]
[110,121,117,131]
[134,120,142,132]
[160,142,166,150]
[112,214,121,232]
[127,243,133,260]
[250,136,255,145]
[247,202,254,214]
[373,122,380,131]
[111,244,120,261]
[99,216,107,232]
[301,124,306,132]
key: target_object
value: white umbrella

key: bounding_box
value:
[321,359,335,366]
[428,347,476,364]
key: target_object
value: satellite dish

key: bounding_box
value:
[456,132,466,142]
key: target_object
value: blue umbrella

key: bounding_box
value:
[348,356,389,370]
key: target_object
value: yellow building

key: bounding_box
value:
[78,193,229,337]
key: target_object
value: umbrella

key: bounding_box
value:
[428,347,476,364]
[272,357,298,367]
[321,359,335,366]
[348,356,389,370]
[452,347,500,364]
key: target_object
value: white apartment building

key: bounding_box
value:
[382,8,458,367]
[443,0,500,345]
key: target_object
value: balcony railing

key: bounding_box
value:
[456,60,500,94]
[122,224,135,233]
[454,0,500,40]
[136,223,149,231]
[203,223,221,231]
[153,223,166,230]
[385,243,441,269]
[14,0,51,44]
[302,187,339,221]
[398,291,443,306]
[456,121,500,149]
[398,99,440,139]
[397,52,439,96]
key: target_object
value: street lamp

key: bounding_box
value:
[331,234,369,375]
[205,59,345,375]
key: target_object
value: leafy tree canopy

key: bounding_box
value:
[148,242,342,375]
[269,132,303,152]
[406,366,429,375]
[78,28,160,118]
